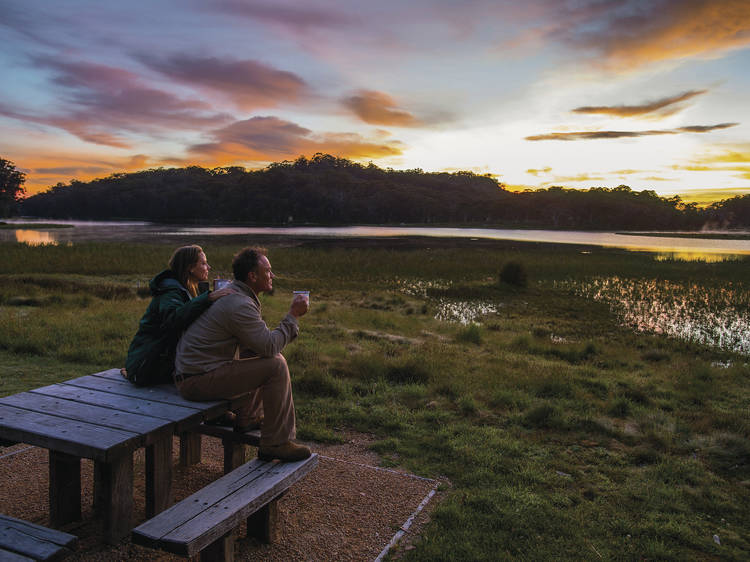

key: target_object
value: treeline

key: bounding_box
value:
[19,153,750,230]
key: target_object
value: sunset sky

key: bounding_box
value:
[2,0,749,201]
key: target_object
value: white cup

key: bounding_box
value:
[293,290,310,304]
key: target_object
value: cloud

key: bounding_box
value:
[525,122,738,141]
[575,0,750,71]
[572,90,708,118]
[0,57,231,148]
[212,0,358,32]
[526,166,552,176]
[188,116,404,164]
[500,1,750,72]
[137,54,309,110]
[342,90,422,127]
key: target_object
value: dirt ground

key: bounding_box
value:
[0,432,443,561]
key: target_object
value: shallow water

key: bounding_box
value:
[560,277,750,355]
[3,220,750,260]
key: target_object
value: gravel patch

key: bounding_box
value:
[0,432,443,560]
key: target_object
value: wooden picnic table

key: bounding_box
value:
[0,368,234,544]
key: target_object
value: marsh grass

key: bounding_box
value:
[0,241,748,560]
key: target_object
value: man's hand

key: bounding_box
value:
[290,294,309,318]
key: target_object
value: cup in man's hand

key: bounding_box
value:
[293,290,310,305]
[214,278,231,290]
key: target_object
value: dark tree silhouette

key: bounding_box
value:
[20,154,713,230]
[0,158,26,217]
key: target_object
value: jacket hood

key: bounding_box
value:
[149,269,190,298]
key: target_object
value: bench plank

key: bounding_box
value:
[133,454,318,556]
[0,404,139,461]
[0,514,77,561]
[0,392,172,439]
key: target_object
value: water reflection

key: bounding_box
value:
[14,230,59,245]
[653,251,743,263]
[562,277,750,354]
[2,221,750,260]
[396,277,499,324]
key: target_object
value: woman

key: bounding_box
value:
[123,245,231,386]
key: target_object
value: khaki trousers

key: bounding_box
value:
[177,354,295,447]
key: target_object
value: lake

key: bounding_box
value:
[4,219,750,261]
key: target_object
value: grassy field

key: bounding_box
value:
[0,239,748,560]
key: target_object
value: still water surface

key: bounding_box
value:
[4,219,750,261]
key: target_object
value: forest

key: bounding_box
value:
[17,153,750,230]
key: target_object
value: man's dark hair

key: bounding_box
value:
[232,246,267,281]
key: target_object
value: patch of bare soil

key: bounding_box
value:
[0,432,444,561]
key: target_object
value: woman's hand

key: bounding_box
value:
[208,286,236,302]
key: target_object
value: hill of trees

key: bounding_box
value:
[18,153,750,230]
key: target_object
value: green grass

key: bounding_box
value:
[0,240,749,560]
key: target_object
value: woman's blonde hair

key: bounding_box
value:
[168,245,204,297]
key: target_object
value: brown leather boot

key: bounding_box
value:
[258,441,312,462]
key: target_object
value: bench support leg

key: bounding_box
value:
[95,453,134,544]
[222,439,247,474]
[49,451,81,526]
[179,432,202,466]
[200,533,235,562]
[247,498,280,544]
[146,435,173,517]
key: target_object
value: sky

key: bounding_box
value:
[2,0,750,203]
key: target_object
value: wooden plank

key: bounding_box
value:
[0,548,34,561]
[62,375,224,411]
[190,424,260,447]
[0,392,173,441]
[223,440,247,475]
[0,404,138,461]
[0,514,77,561]
[30,385,202,432]
[133,454,318,556]
[49,451,81,527]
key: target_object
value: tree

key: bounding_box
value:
[0,158,26,217]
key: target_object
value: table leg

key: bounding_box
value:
[222,438,247,474]
[180,432,202,466]
[49,451,81,526]
[146,435,173,517]
[95,453,133,544]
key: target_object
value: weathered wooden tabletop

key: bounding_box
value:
[0,368,229,543]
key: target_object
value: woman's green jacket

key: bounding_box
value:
[124,269,211,386]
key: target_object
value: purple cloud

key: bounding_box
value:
[137,54,310,110]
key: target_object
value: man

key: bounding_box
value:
[175,246,310,462]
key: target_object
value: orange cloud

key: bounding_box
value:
[525,122,737,141]
[188,116,403,165]
[137,55,310,110]
[584,0,750,71]
[572,90,708,118]
[342,90,421,127]
[526,167,552,176]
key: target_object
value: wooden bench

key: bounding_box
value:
[0,514,77,561]
[132,454,318,561]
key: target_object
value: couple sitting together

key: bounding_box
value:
[123,244,310,463]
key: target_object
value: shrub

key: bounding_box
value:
[456,323,482,345]
[499,261,528,288]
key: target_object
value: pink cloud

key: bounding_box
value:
[189,116,404,164]
[138,54,310,110]
[0,57,231,147]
